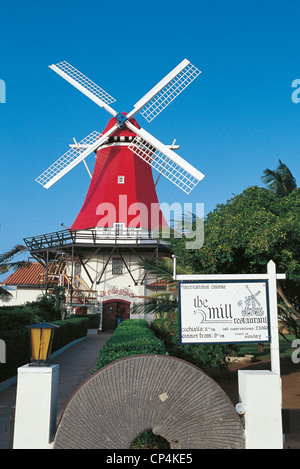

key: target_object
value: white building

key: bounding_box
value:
[0,262,46,307]
[23,227,171,330]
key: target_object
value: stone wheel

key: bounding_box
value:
[54,355,244,449]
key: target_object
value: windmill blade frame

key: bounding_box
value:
[128,59,201,122]
[49,61,117,117]
[126,121,204,194]
[35,126,118,189]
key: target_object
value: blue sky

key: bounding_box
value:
[1,0,300,272]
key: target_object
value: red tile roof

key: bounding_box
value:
[2,262,46,286]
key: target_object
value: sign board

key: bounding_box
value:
[179,280,270,345]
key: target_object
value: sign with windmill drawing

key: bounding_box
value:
[179,280,270,345]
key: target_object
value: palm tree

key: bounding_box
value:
[131,257,189,318]
[0,244,28,301]
[261,160,297,197]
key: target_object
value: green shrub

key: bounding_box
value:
[150,318,174,345]
[0,317,89,382]
[0,329,30,382]
[151,317,233,369]
[0,309,40,332]
[69,313,100,329]
[118,319,149,329]
[0,290,66,333]
[96,319,167,370]
[130,430,170,449]
[51,317,89,352]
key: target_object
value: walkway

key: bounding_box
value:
[0,332,112,449]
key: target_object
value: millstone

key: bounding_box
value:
[54,354,244,449]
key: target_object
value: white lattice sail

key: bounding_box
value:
[136,60,201,122]
[36,131,101,189]
[128,132,204,194]
[49,62,117,116]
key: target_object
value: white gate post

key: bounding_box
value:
[238,369,283,448]
[268,260,281,374]
[13,364,59,449]
[238,260,283,449]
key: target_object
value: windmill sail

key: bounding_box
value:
[36,131,102,189]
[49,61,117,116]
[130,59,201,122]
[126,123,204,194]
[37,58,204,192]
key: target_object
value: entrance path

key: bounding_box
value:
[0,332,112,449]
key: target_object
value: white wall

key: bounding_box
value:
[0,286,45,308]
[67,249,165,323]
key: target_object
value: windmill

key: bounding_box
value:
[27,59,205,329]
[238,286,264,317]
[35,59,204,231]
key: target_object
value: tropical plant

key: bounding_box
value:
[131,257,182,319]
[0,244,28,301]
[261,159,297,197]
[0,287,12,302]
[26,286,66,322]
[170,186,300,339]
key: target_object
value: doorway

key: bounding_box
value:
[102,300,130,331]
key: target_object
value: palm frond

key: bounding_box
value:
[140,257,188,282]
[0,285,12,302]
[0,245,28,274]
[0,244,27,264]
[140,257,173,280]
[278,160,297,195]
[133,257,189,317]
[261,160,297,197]
[0,259,30,274]
[131,292,178,316]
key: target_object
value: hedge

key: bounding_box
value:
[0,309,40,332]
[96,319,167,370]
[0,329,30,382]
[151,317,233,369]
[0,317,89,383]
[69,313,100,329]
[51,317,89,352]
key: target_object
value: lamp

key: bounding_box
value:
[26,322,59,366]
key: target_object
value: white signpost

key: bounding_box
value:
[174,258,286,449]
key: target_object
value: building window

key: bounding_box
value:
[74,262,81,288]
[118,176,125,184]
[114,223,125,236]
[112,258,123,275]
